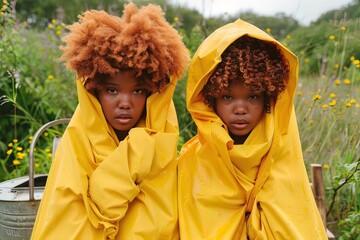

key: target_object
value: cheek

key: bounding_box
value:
[215,104,230,120]
[254,107,265,122]
[134,97,147,111]
[98,95,116,113]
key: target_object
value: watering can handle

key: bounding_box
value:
[28,118,71,201]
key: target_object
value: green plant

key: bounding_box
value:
[291,18,360,235]
[0,0,76,180]
[337,211,360,240]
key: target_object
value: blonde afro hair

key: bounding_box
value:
[60,3,189,92]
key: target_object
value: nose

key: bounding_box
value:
[117,93,131,109]
[233,99,248,115]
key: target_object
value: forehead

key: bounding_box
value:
[104,71,144,86]
[227,82,259,93]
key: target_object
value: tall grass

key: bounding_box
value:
[290,20,360,236]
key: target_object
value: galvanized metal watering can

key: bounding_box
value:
[0,119,70,239]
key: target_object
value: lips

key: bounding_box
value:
[115,113,132,124]
[231,119,249,130]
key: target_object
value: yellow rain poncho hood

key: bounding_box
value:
[178,19,327,239]
[31,77,180,239]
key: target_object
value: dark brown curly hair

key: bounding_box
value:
[202,35,289,112]
[60,3,189,92]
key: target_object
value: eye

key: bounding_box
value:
[249,94,259,100]
[106,88,118,94]
[222,95,233,100]
[133,88,145,94]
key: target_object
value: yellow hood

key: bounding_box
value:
[32,78,179,239]
[178,19,327,239]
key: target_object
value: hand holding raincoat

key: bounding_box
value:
[178,19,327,239]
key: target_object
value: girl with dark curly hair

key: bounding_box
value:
[202,36,289,144]
[32,3,189,239]
[178,20,327,239]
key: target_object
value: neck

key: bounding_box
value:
[230,132,250,145]
[116,130,129,141]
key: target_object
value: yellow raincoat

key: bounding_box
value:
[31,78,179,239]
[178,19,327,239]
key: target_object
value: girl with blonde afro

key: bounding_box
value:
[31,3,189,240]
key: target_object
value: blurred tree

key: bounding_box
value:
[314,0,359,24]
[227,11,300,39]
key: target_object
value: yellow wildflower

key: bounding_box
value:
[56,30,62,35]
[350,56,355,61]
[173,17,179,22]
[16,147,23,151]
[343,66,348,71]
[334,64,339,69]
[340,26,346,31]
[35,163,40,168]
[343,79,351,85]
[322,104,328,109]
[8,142,13,147]
[17,152,26,159]
[329,93,336,98]
[334,79,341,85]
[29,136,33,140]
[329,35,335,40]
[48,153,52,158]
[312,94,321,101]
[266,28,271,33]
[283,42,288,47]
[0,12,4,16]
[3,0,8,4]
[48,24,54,29]
[1,5,7,10]
[45,148,51,153]
[51,19,57,24]
[355,104,360,108]
[304,58,310,63]
[353,59,360,65]
[13,139,18,143]
[345,102,351,107]
[323,164,330,169]
[300,51,305,55]
[309,119,315,124]
[349,99,356,104]
[13,160,21,166]
[6,149,13,155]
[286,35,291,39]
[44,132,49,137]
[47,75,54,80]
[329,100,337,106]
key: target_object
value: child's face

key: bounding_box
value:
[215,82,265,144]
[97,71,147,140]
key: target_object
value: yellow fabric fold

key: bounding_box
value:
[178,19,327,239]
[31,78,179,239]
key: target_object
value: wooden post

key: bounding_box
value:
[311,164,336,239]
[311,164,326,227]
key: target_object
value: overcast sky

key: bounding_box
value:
[169,0,354,25]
